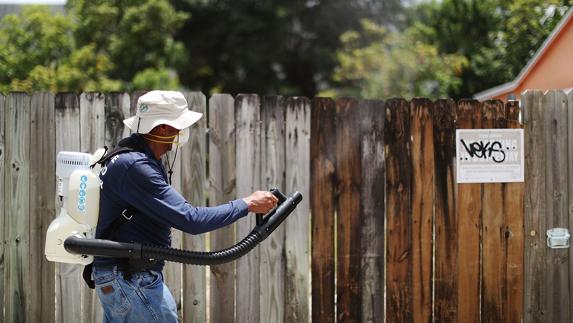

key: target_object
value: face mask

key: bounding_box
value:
[143,127,190,146]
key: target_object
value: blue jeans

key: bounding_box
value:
[93,266,178,323]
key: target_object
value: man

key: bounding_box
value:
[92,90,277,322]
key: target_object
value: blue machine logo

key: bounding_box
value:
[77,175,88,212]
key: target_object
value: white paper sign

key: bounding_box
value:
[456,129,524,183]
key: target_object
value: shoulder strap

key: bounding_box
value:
[90,136,145,169]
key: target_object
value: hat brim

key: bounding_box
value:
[124,110,203,134]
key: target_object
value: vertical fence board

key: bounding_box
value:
[105,92,130,147]
[0,93,5,322]
[335,98,362,322]
[410,99,434,323]
[29,93,56,323]
[358,99,385,322]
[4,93,31,323]
[79,92,106,323]
[311,98,336,323]
[163,150,183,321]
[385,98,412,322]
[481,100,507,323]
[504,100,524,323]
[568,90,573,323]
[523,90,547,322]
[208,94,237,323]
[55,93,82,323]
[182,91,207,322]
[544,90,570,323]
[285,97,311,323]
[456,100,482,323]
[433,99,458,322]
[260,96,286,322]
[235,94,261,323]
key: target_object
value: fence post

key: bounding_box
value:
[311,97,336,323]
[235,94,262,323]
[29,93,56,323]
[181,91,207,322]
[208,94,237,323]
[285,97,311,323]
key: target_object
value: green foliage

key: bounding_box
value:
[67,0,189,82]
[0,1,186,93]
[0,6,72,92]
[329,20,467,99]
[407,0,571,98]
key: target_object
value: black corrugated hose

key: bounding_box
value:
[64,189,302,266]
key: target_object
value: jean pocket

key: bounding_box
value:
[96,279,131,315]
[138,270,162,289]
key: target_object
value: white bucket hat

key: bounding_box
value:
[123,90,203,145]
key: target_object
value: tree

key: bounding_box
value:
[326,19,467,99]
[171,0,406,96]
[0,6,119,93]
[67,0,189,89]
[408,0,571,98]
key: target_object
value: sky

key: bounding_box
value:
[0,0,65,4]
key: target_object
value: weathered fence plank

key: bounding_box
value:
[410,98,434,323]
[567,90,573,323]
[385,98,412,323]
[260,96,286,322]
[4,93,31,323]
[543,90,570,323]
[235,94,261,323]
[54,93,82,323]
[523,90,547,322]
[285,97,311,323]
[433,99,458,322]
[0,93,4,323]
[29,93,56,323]
[182,91,207,322]
[163,131,183,322]
[481,100,507,323]
[335,97,362,322]
[79,92,106,323]
[456,99,482,323]
[105,92,131,146]
[311,97,336,323]
[208,94,237,323]
[358,99,385,322]
[504,100,524,323]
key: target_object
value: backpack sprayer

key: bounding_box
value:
[45,149,302,266]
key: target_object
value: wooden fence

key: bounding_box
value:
[0,90,571,322]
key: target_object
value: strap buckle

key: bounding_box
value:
[122,209,133,220]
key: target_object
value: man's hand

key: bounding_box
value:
[242,191,279,214]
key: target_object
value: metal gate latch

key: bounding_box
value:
[547,228,570,249]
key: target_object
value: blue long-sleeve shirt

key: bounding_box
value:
[93,134,248,271]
